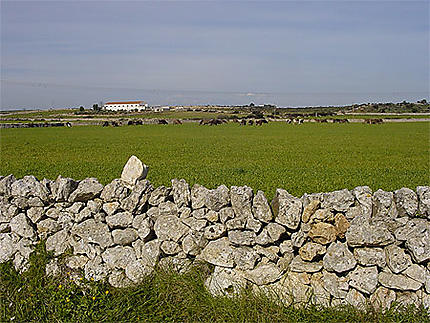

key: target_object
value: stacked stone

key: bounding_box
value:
[0,156,429,310]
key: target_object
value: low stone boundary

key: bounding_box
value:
[0,156,429,310]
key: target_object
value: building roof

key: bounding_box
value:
[104,101,145,105]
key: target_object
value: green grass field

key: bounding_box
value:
[1,122,429,199]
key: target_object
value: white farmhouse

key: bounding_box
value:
[103,101,149,111]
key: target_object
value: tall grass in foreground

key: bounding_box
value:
[1,243,428,322]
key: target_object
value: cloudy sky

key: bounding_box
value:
[1,1,428,109]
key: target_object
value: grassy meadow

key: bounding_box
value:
[1,122,428,199]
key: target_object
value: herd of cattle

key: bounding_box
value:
[99,117,386,127]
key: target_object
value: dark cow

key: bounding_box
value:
[240,119,247,126]
[248,120,254,125]
[365,118,383,124]
[172,119,183,125]
[158,119,168,125]
[102,121,109,127]
[255,119,268,126]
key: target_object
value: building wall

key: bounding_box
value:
[104,103,147,111]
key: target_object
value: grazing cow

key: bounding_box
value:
[127,120,134,126]
[112,121,119,127]
[135,120,143,125]
[233,119,239,123]
[172,119,183,125]
[102,121,109,127]
[240,119,247,126]
[248,120,254,125]
[158,119,168,125]
[255,119,268,126]
[65,122,72,127]
[365,118,383,124]
[286,119,292,124]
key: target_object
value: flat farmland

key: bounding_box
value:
[1,122,428,199]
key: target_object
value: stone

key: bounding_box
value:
[132,215,152,241]
[302,199,320,223]
[230,186,253,218]
[352,186,373,218]
[71,219,113,248]
[171,179,191,208]
[205,185,230,211]
[334,213,350,238]
[403,264,426,284]
[65,255,89,269]
[84,255,110,281]
[252,190,273,223]
[205,267,247,296]
[27,207,44,223]
[394,218,428,241]
[11,175,49,202]
[322,270,349,299]
[279,240,294,255]
[277,253,294,271]
[256,223,286,245]
[0,174,15,196]
[299,242,326,261]
[121,155,149,187]
[154,215,189,242]
[201,237,234,267]
[205,210,219,223]
[255,245,279,262]
[28,197,44,207]
[11,196,29,209]
[346,223,394,247]
[372,189,398,219]
[348,265,378,294]
[416,186,430,218]
[243,262,282,286]
[121,180,152,213]
[233,246,259,270]
[308,222,336,245]
[100,179,129,201]
[102,202,120,216]
[345,206,363,221]
[109,270,134,288]
[323,242,356,273]
[0,233,18,263]
[148,186,171,206]
[190,184,209,209]
[322,189,354,212]
[378,270,422,291]
[179,206,191,219]
[204,223,226,240]
[394,188,418,217]
[308,208,334,224]
[370,286,396,311]
[405,228,430,263]
[52,176,78,201]
[289,255,323,273]
[245,215,262,232]
[74,207,92,223]
[345,289,366,308]
[267,271,312,305]
[106,212,133,228]
[125,259,153,283]
[395,291,421,308]
[37,218,61,237]
[182,233,207,256]
[46,229,70,256]
[228,230,256,246]
[385,245,412,274]
[354,247,386,268]
[46,258,61,277]
[68,178,103,202]
[133,239,161,266]
[271,189,302,230]
[219,207,234,224]
[158,201,179,217]
[182,217,207,232]
[158,256,192,273]
[102,245,136,269]
[225,217,247,230]
[112,228,139,245]
[160,240,181,255]
[46,207,61,219]
[10,213,35,239]
[309,272,331,306]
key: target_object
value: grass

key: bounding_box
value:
[1,243,428,322]
[1,122,429,200]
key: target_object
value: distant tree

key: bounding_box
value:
[249,102,255,107]
[79,106,84,111]
[417,99,427,104]
[93,104,102,111]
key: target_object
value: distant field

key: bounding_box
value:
[1,122,429,199]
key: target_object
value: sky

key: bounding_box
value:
[1,0,429,109]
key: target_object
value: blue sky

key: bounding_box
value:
[1,1,429,109]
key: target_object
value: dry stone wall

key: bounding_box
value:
[1,156,429,310]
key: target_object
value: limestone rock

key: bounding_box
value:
[405,228,430,263]
[0,233,18,263]
[205,210,219,223]
[352,186,372,218]
[302,199,320,223]
[112,228,139,245]
[160,240,181,255]
[378,270,422,291]
[322,270,349,299]
[121,180,152,213]
[171,179,191,208]
[68,178,103,202]
[125,259,154,283]
[334,213,350,238]
[205,185,230,211]
[243,262,282,286]
[271,189,302,230]
[219,207,234,224]
[71,219,113,248]
[416,186,430,218]
[323,242,356,273]
[230,186,253,218]
[348,265,378,294]
[0,174,15,196]
[100,179,129,202]
[191,184,209,209]
[121,155,148,187]
[46,229,70,256]
[228,230,256,246]
[308,222,336,245]
[322,189,354,212]
[65,255,89,269]
[27,207,44,223]
[256,223,286,245]
[108,270,134,288]
[52,176,78,201]
[102,245,136,269]
[346,223,394,247]
[84,256,110,281]
[345,289,366,308]
[106,212,133,228]
[370,286,396,311]
[133,239,161,266]
[132,215,152,241]
[354,247,386,268]
[201,237,234,267]
[46,258,61,277]
[182,233,207,256]
[245,215,262,232]
[10,213,35,239]
[385,245,412,274]
[299,242,326,261]
[205,267,247,296]
[289,255,323,273]
[37,218,61,237]
[182,216,207,232]
[233,246,259,270]
[204,223,226,240]
[11,175,49,202]
[102,202,120,216]
[149,186,171,206]
[403,264,426,284]
[310,272,331,306]
[154,215,189,242]
[252,190,273,223]
[372,189,398,219]
[394,188,418,217]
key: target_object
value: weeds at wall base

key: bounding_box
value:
[1,243,428,322]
